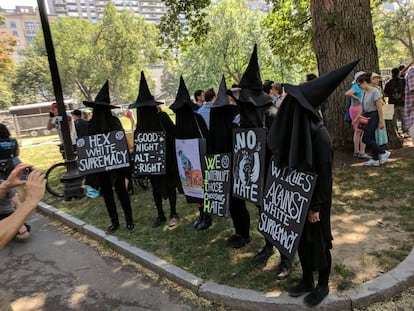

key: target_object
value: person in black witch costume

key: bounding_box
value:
[84,81,134,233]
[227,44,292,279]
[169,76,211,230]
[129,72,179,228]
[209,75,251,248]
[267,60,359,306]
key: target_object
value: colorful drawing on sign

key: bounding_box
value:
[175,138,204,199]
[77,130,130,174]
[258,159,317,261]
[134,131,166,175]
[232,128,266,205]
[203,153,231,217]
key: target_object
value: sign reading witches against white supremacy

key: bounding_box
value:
[134,131,166,175]
[203,153,231,217]
[77,130,130,174]
[232,128,266,205]
[259,160,317,261]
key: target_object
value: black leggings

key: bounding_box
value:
[298,242,332,287]
[99,171,133,225]
[153,187,177,218]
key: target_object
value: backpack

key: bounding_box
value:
[0,158,14,176]
[385,78,405,102]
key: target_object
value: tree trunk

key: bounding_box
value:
[310,0,400,151]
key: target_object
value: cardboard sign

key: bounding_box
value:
[175,138,205,199]
[258,160,317,261]
[203,153,231,217]
[232,128,266,205]
[383,104,394,120]
[77,130,130,174]
[133,131,166,175]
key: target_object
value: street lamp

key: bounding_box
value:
[37,0,85,201]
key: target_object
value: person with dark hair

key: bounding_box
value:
[71,109,89,138]
[0,124,20,181]
[170,77,211,230]
[306,73,317,82]
[196,88,216,129]
[354,73,391,166]
[84,81,134,233]
[268,60,359,306]
[384,67,406,135]
[194,89,205,109]
[263,80,274,96]
[130,72,179,228]
[47,102,77,146]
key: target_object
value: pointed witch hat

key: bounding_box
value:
[284,59,360,117]
[230,44,272,107]
[169,75,198,111]
[129,71,163,108]
[212,75,230,107]
[83,80,119,109]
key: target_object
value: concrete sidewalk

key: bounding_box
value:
[38,201,414,311]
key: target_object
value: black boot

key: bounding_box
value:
[196,212,212,230]
[193,206,203,228]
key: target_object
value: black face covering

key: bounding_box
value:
[238,101,270,128]
[88,108,122,135]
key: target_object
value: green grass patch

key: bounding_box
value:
[18,141,414,294]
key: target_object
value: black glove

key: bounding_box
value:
[49,111,55,118]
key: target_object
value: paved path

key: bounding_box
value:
[0,213,210,311]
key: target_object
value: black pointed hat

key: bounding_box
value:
[169,76,198,111]
[284,59,360,117]
[212,75,230,107]
[129,71,163,108]
[83,80,119,109]
[230,44,272,107]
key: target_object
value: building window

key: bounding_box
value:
[12,31,19,37]
[25,32,36,41]
[10,21,17,28]
[24,22,36,30]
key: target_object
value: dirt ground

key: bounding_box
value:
[331,138,413,289]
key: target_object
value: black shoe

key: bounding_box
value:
[127,223,135,232]
[227,234,251,248]
[253,245,274,262]
[106,223,120,233]
[193,216,203,228]
[304,285,329,306]
[152,216,166,228]
[275,263,290,280]
[196,214,212,230]
[288,281,314,297]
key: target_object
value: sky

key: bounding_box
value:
[0,0,38,10]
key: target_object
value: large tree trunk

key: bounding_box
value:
[310,0,401,150]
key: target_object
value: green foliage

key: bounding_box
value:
[162,0,282,97]
[11,55,54,104]
[263,0,316,74]
[10,3,161,105]
[373,0,414,67]
[159,0,211,48]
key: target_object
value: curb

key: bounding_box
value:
[37,201,414,311]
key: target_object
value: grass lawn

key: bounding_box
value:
[18,138,414,295]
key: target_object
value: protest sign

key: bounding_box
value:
[77,130,130,174]
[203,153,231,217]
[232,128,266,205]
[258,159,317,261]
[133,131,166,175]
[175,138,205,199]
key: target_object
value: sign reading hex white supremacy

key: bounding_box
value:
[134,131,166,175]
[203,153,231,217]
[77,130,130,174]
[232,128,266,205]
[258,159,317,261]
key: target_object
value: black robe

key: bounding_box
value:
[135,106,178,199]
[174,105,209,203]
[267,95,333,269]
